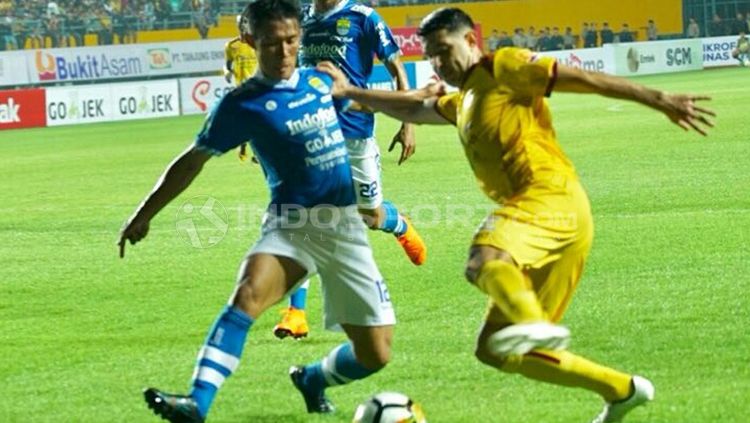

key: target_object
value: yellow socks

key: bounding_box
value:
[475,260,544,322]
[501,349,633,402]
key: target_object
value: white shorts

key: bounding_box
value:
[249,206,396,331]
[346,137,383,210]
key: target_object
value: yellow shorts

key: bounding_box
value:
[473,176,594,325]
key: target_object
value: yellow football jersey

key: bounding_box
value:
[224,37,258,84]
[435,47,576,204]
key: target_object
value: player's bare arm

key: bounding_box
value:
[318,61,450,125]
[384,57,416,164]
[118,146,211,257]
[555,65,716,136]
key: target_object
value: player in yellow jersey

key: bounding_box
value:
[225,15,258,162]
[318,8,714,423]
[224,15,258,86]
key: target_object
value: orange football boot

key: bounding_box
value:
[273,307,309,339]
[396,216,427,265]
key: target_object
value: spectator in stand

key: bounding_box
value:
[193,4,210,39]
[580,22,589,46]
[67,7,85,46]
[526,25,538,51]
[141,1,156,30]
[731,12,749,35]
[619,23,634,42]
[512,27,526,48]
[498,30,513,48]
[687,17,700,38]
[549,26,564,51]
[44,13,61,47]
[600,22,614,45]
[646,19,658,40]
[487,29,500,52]
[563,27,575,49]
[709,14,726,36]
[584,22,598,47]
[1,10,18,50]
[732,31,750,65]
[536,28,549,51]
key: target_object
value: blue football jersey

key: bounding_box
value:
[195,68,355,210]
[300,0,400,139]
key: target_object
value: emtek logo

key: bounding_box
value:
[0,98,20,123]
[35,50,142,81]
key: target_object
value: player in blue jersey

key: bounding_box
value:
[272,0,426,340]
[118,1,399,421]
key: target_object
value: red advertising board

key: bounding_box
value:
[0,88,46,130]
[392,25,483,56]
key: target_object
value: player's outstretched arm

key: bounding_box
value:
[384,58,416,164]
[118,145,211,258]
[317,61,450,125]
[555,65,715,135]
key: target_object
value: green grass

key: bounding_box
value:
[1,67,749,422]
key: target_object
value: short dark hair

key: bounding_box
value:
[417,8,474,37]
[241,0,300,37]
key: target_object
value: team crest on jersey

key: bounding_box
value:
[336,18,351,36]
[308,77,330,94]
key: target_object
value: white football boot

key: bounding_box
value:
[591,375,655,423]
[488,321,571,357]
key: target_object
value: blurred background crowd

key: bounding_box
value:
[0,0,749,51]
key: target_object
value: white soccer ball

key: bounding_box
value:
[352,392,427,423]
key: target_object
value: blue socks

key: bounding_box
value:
[289,280,310,310]
[302,343,380,393]
[190,305,253,417]
[379,200,407,236]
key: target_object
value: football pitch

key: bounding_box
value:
[1,68,748,422]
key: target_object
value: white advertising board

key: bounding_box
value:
[702,35,743,67]
[46,84,112,126]
[539,47,612,73]
[608,39,703,76]
[0,51,31,87]
[179,76,234,115]
[46,79,178,126]
[27,39,228,84]
[111,80,179,121]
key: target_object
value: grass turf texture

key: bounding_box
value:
[1,68,748,422]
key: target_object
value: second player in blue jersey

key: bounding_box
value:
[273,0,428,340]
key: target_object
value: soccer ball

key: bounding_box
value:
[352,392,427,423]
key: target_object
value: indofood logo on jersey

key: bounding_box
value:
[35,50,143,81]
[301,43,347,59]
[336,18,351,36]
[285,107,337,136]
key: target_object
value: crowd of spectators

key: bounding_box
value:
[0,0,220,50]
[699,12,750,37]
[485,21,648,53]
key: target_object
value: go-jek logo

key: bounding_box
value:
[35,50,143,81]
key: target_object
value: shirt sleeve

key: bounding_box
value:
[492,47,557,98]
[434,92,460,126]
[194,94,249,156]
[365,10,401,63]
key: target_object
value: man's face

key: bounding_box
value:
[248,18,300,80]
[422,28,475,87]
